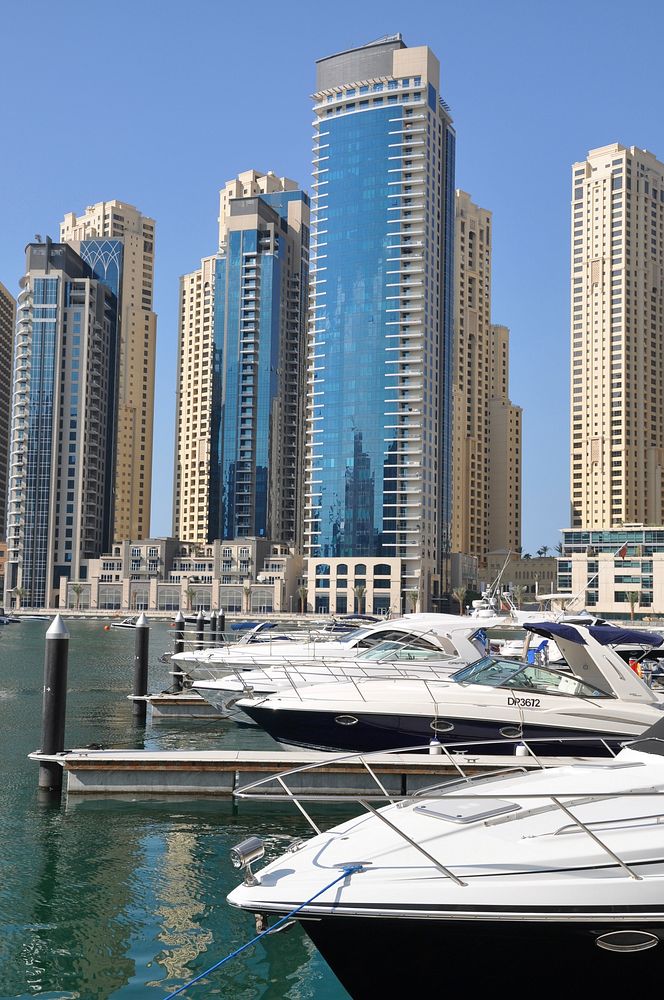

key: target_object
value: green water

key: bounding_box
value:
[0,620,349,999]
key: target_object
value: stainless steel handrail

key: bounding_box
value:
[231,735,664,887]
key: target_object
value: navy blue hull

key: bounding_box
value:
[241,704,629,755]
[301,914,664,997]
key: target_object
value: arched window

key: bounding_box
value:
[354,563,366,575]
[316,563,330,576]
[336,563,348,575]
[374,564,391,576]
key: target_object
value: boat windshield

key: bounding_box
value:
[356,639,452,662]
[338,627,375,645]
[451,656,612,698]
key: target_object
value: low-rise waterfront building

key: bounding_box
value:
[58,537,303,614]
[484,550,557,604]
[302,556,404,616]
[557,524,664,618]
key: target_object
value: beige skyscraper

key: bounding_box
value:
[60,200,156,541]
[488,323,522,553]
[0,280,16,542]
[452,191,492,562]
[570,144,664,528]
[174,253,218,544]
[452,192,521,564]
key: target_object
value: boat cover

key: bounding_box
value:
[524,621,664,648]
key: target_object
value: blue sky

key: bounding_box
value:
[1,0,661,553]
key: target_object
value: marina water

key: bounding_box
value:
[0,620,349,998]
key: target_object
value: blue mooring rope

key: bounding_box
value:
[163,863,364,999]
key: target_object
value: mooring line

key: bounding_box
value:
[163,863,364,998]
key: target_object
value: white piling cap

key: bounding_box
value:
[136,613,149,628]
[174,611,185,623]
[46,614,69,639]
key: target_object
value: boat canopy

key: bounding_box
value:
[232,621,276,632]
[524,622,664,648]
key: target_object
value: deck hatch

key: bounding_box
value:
[414,798,521,824]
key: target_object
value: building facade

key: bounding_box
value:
[60,200,156,541]
[304,35,456,612]
[558,525,664,617]
[451,196,521,566]
[487,323,522,553]
[4,241,119,609]
[451,191,492,562]
[570,144,664,529]
[173,254,218,545]
[0,280,16,544]
[173,171,309,547]
[59,536,303,614]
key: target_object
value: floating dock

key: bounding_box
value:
[146,691,221,719]
[28,747,572,798]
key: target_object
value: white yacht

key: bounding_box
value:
[236,622,664,754]
[228,719,664,994]
[191,620,497,721]
[173,613,506,683]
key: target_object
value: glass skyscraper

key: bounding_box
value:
[205,172,309,543]
[304,35,455,608]
[4,240,119,609]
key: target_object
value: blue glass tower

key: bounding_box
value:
[4,240,119,609]
[304,37,455,608]
[209,175,309,544]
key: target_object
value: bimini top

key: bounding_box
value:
[524,621,664,648]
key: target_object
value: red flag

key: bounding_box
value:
[617,544,627,559]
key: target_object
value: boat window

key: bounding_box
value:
[355,629,440,651]
[451,656,523,686]
[338,627,374,645]
[356,640,450,662]
[452,657,611,698]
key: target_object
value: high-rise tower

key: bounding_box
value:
[173,170,309,545]
[571,144,664,528]
[60,200,156,541]
[304,36,455,609]
[0,281,16,543]
[451,191,492,562]
[487,323,522,554]
[451,194,521,564]
[4,241,119,609]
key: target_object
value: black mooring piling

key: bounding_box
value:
[196,610,204,650]
[217,611,226,644]
[132,613,150,722]
[172,610,185,691]
[39,615,70,793]
[209,610,218,647]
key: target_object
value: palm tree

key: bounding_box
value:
[71,583,83,610]
[511,585,527,609]
[406,589,419,613]
[243,584,252,614]
[452,586,467,615]
[13,587,26,611]
[522,552,532,560]
[297,585,308,614]
[353,584,366,615]
[184,587,196,611]
[554,541,564,555]
[536,545,550,558]
[627,590,639,623]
